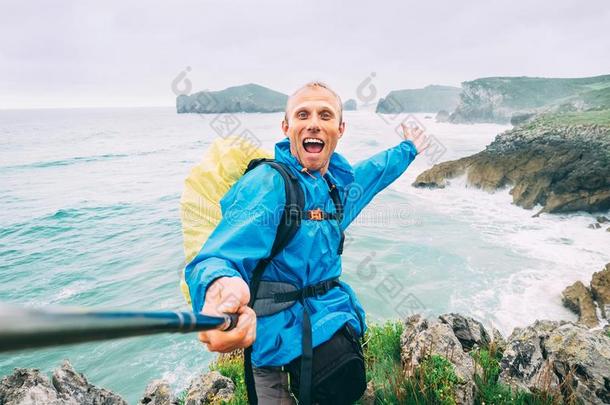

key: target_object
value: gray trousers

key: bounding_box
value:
[252,366,296,404]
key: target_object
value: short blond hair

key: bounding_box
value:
[284,81,343,123]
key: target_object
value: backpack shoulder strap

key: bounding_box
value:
[244,158,304,301]
[243,158,304,405]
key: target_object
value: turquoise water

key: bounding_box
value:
[1,108,608,403]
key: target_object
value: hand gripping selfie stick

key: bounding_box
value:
[0,304,238,353]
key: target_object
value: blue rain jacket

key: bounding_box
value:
[186,137,417,367]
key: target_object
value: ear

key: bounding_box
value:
[338,121,345,139]
[281,119,289,137]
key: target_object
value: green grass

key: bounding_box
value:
[527,109,610,127]
[208,352,248,404]
[470,343,564,405]
[178,321,573,404]
[361,321,404,402]
[362,321,460,404]
[176,351,247,405]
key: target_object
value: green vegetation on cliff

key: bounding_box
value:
[524,108,610,127]
[184,321,563,405]
[449,74,610,123]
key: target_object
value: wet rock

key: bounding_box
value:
[438,313,492,351]
[138,379,173,405]
[500,320,610,404]
[401,314,476,404]
[184,371,235,405]
[411,158,469,189]
[413,121,610,214]
[590,263,610,319]
[52,360,127,404]
[0,368,63,405]
[596,215,609,223]
[562,281,599,327]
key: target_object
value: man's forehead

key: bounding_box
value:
[286,87,341,113]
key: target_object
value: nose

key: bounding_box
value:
[307,115,320,133]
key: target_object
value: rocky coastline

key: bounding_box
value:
[2,314,608,404]
[413,111,610,215]
[3,262,609,404]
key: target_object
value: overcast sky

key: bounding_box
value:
[1,0,609,108]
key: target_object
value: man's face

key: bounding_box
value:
[281,87,345,174]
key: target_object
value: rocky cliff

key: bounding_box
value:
[376,85,461,114]
[413,110,610,214]
[449,74,610,124]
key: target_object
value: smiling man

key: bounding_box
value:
[186,82,426,404]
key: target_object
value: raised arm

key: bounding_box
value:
[342,139,417,228]
[342,122,427,228]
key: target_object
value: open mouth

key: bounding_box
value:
[303,137,325,154]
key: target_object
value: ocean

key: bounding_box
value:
[1,107,608,403]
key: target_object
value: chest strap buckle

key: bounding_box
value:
[308,209,324,221]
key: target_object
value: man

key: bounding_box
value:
[186,82,426,403]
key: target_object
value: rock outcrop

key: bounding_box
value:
[138,379,173,405]
[401,313,504,404]
[400,314,610,405]
[184,371,235,405]
[561,263,610,326]
[562,281,600,328]
[438,313,493,351]
[0,368,63,405]
[591,263,610,319]
[177,83,287,114]
[499,320,610,404]
[413,112,610,214]
[0,361,126,405]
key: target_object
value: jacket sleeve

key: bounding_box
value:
[342,140,417,229]
[185,165,286,314]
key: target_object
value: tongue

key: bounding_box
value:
[304,142,323,153]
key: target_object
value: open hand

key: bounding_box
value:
[400,123,430,154]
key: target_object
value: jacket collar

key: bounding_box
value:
[274,137,355,189]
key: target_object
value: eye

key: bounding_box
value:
[320,111,332,120]
[297,111,308,119]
